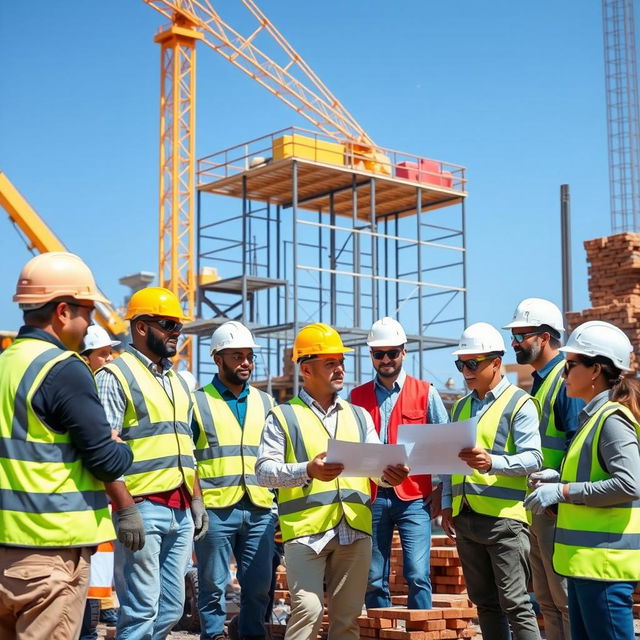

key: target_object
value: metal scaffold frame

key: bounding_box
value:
[189,128,467,399]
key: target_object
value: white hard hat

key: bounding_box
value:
[559,321,633,371]
[367,317,407,347]
[81,325,120,353]
[503,298,564,334]
[177,369,198,392]
[210,320,260,355]
[453,322,506,356]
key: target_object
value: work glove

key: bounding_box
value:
[114,505,145,551]
[191,497,209,541]
[523,483,565,515]
[527,468,561,489]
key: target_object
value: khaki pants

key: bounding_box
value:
[530,511,571,640]
[0,546,91,640]
[284,536,371,640]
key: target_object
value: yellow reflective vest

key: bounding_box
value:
[272,397,372,542]
[553,400,640,581]
[103,352,195,497]
[451,383,535,523]
[0,338,114,547]
[535,359,569,470]
[193,382,274,509]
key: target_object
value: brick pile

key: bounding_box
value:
[566,232,640,370]
[634,585,640,619]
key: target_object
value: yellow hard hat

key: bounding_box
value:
[292,322,353,362]
[125,287,186,320]
[14,252,109,309]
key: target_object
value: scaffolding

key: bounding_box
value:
[188,127,467,398]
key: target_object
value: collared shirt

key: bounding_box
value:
[441,376,542,509]
[95,344,174,432]
[531,353,583,444]
[13,326,132,482]
[212,374,250,427]
[566,390,640,507]
[255,388,382,552]
[370,369,449,443]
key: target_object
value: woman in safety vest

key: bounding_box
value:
[524,320,640,640]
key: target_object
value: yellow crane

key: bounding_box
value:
[142,0,383,368]
[0,171,129,341]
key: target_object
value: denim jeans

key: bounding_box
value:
[365,488,432,609]
[114,500,194,640]
[567,577,637,640]
[194,497,276,639]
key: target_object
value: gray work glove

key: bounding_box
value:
[114,505,145,552]
[191,497,209,541]
[528,468,561,489]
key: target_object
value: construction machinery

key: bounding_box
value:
[0,171,129,341]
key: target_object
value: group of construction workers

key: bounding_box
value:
[0,251,639,640]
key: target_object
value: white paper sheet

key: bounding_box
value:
[325,439,408,478]
[397,417,478,475]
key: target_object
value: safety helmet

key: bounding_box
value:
[124,287,185,320]
[366,317,407,347]
[210,321,260,355]
[560,321,633,371]
[292,323,353,362]
[14,252,109,309]
[81,325,120,353]
[453,322,506,356]
[503,298,564,334]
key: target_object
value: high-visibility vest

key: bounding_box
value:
[450,383,535,523]
[351,375,432,501]
[553,401,640,581]
[88,542,115,598]
[535,359,568,470]
[0,338,114,547]
[272,397,372,542]
[193,383,274,509]
[103,352,195,497]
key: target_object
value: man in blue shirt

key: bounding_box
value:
[192,322,276,640]
[504,298,583,640]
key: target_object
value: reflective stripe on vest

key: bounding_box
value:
[553,401,640,581]
[193,383,274,509]
[0,338,114,547]
[535,360,568,470]
[272,397,372,542]
[450,384,533,523]
[104,352,195,497]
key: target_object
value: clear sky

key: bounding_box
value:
[0,1,612,387]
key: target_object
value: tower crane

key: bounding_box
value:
[141,0,382,368]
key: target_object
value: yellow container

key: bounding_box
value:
[272,134,344,166]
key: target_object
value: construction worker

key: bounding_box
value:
[350,317,448,610]
[441,322,542,640]
[95,286,209,640]
[192,321,276,640]
[0,252,134,640]
[524,321,640,640]
[79,324,122,640]
[504,298,584,640]
[255,322,410,640]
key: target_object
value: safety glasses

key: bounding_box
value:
[511,331,545,344]
[370,348,402,360]
[145,318,183,333]
[454,355,494,372]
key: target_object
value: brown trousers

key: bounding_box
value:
[0,546,91,640]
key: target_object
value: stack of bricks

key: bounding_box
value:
[634,584,640,618]
[565,232,640,370]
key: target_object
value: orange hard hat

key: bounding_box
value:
[125,287,186,321]
[13,252,109,309]
[292,323,353,362]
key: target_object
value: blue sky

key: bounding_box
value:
[0,1,612,386]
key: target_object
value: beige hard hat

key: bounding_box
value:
[14,252,109,309]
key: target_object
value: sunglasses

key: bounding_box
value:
[371,348,402,360]
[563,360,591,376]
[511,331,545,344]
[454,354,495,372]
[145,318,183,333]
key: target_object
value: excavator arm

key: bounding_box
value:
[0,172,129,341]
